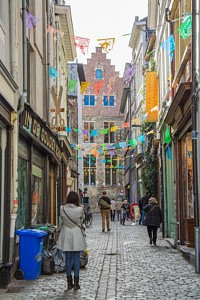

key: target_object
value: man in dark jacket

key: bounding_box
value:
[143,197,162,245]
[98,191,111,232]
[138,191,150,225]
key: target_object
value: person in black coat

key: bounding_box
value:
[138,191,151,225]
[143,197,162,246]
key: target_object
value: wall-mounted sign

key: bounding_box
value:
[22,107,62,162]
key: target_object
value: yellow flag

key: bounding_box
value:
[80,82,90,94]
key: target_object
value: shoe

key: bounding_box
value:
[108,228,111,231]
[102,229,105,232]
[153,240,156,246]
[67,276,74,290]
[74,276,80,290]
[150,238,153,245]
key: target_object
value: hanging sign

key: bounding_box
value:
[145,71,159,122]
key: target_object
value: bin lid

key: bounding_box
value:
[16,229,48,237]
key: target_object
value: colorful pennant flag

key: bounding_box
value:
[164,128,172,144]
[138,135,145,143]
[110,126,118,132]
[178,15,192,39]
[72,36,90,55]
[50,66,58,78]
[26,12,39,29]
[129,139,137,147]
[125,64,137,85]
[91,130,98,137]
[68,79,78,92]
[94,80,105,95]
[107,75,117,99]
[161,35,175,62]
[100,128,109,134]
[80,82,90,94]
[97,38,115,53]
[166,146,172,160]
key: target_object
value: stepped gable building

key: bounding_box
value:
[80,47,126,210]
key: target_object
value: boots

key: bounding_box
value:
[74,276,80,290]
[67,276,73,289]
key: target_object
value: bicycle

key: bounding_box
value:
[84,210,93,228]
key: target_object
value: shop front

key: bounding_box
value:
[0,94,14,287]
[17,104,63,231]
[165,82,194,247]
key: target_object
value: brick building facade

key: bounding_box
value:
[80,47,126,211]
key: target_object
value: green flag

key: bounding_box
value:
[178,15,192,39]
[164,128,172,144]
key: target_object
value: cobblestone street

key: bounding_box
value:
[1,214,200,300]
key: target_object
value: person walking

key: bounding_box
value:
[57,191,85,291]
[98,191,111,232]
[143,197,162,246]
[116,200,123,221]
[110,198,117,221]
[120,200,127,225]
[138,191,151,225]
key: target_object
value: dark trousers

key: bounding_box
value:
[147,225,158,244]
[111,210,115,221]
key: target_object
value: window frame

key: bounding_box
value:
[83,155,96,186]
[83,122,95,143]
[104,121,115,143]
[103,95,115,107]
[84,94,95,106]
[104,154,117,186]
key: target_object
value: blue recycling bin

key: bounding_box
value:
[16,229,48,280]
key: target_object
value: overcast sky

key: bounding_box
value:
[65,0,148,76]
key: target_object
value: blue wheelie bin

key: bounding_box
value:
[16,229,48,280]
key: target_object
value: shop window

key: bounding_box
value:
[16,157,28,229]
[83,122,95,143]
[104,121,115,143]
[83,155,96,185]
[31,165,43,225]
[105,155,117,185]
[182,132,194,219]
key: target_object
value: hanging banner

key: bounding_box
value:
[145,71,158,122]
[97,38,115,53]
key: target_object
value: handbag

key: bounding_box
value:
[62,208,86,240]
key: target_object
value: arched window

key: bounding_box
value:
[95,69,102,79]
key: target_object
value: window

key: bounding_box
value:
[83,122,95,143]
[104,122,115,143]
[84,95,95,106]
[96,69,102,79]
[103,95,115,106]
[31,165,43,225]
[105,155,117,185]
[83,155,96,185]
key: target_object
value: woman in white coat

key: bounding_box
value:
[57,191,85,290]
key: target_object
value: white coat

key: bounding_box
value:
[57,203,85,251]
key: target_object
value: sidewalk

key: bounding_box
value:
[1,214,200,300]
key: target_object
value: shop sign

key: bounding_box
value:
[22,110,62,162]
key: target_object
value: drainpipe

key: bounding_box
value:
[17,0,27,115]
[192,0,200,274]
[47,0,51,124]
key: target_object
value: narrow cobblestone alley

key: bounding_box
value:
[1,214,200,300]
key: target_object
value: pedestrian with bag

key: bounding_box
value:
[143,197,162,246]
[57,191,86,291]
[98,191,111,232]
